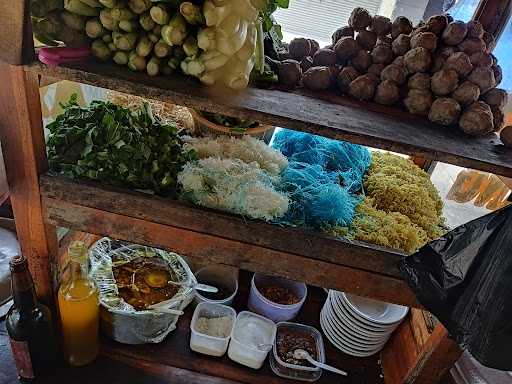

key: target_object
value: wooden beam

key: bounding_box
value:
[475,0,512,40]
[41,196,420,308]
[40,175,404,279]
[25,61,512,178]
[0,0,34,65]
[0,63,57,306]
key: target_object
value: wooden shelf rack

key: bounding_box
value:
[3,2,511,381]
[26,61,512,178]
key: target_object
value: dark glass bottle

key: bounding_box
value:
[6,256,57,381]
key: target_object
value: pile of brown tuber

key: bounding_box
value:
[270,8,508,137]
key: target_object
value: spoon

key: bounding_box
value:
[293,349,348,376]
[167,281,219,293]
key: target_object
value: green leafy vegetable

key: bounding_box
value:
[47,95,196,196]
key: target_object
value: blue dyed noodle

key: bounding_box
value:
[272,129,371,227]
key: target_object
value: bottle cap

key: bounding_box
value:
[9,255,28,273]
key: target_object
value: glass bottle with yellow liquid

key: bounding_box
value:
[58,241,100,366]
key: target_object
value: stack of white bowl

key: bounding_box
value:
[320,290,408,357]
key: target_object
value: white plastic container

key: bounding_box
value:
[228,311,277,369]
[190,302,236,357]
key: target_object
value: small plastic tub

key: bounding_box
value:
[190,302,236,357]
[270,322,325,382]
[228,311,277,369]
[248,273,307,322]
[194,265,239,306]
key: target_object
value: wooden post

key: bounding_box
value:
[381,318,462,384]
[0,63,58,306]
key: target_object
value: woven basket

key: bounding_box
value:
[190,109,272,137]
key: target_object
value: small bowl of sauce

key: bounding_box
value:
[248,273,307,322]
[194,265,239,306]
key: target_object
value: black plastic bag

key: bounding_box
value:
[400,205,512,370]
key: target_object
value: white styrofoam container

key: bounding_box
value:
[190,302,236,357]
[228,311,277,369]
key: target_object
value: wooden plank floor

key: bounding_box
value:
[0,272,384,384]
[25,60,512,178]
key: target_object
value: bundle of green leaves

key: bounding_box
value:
[47,95,196,197]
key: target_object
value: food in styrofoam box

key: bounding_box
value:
[190,302,236,357]
[228,311,277,369]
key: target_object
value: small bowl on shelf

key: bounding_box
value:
[270,322,325,382]
[190,302,236,357]
[247,273,307,323]
[189,109,273,138]
[194,265,239,306]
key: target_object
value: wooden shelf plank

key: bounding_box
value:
[102,271,385,384]
[26,60,512,177]
[40,174,420,308]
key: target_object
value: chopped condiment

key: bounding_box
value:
[195,316,233,338]
[260,285,300,305]
[276,330,318,367]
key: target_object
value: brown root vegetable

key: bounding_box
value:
[411,32,438,51]
[431,69,459,96]
[367,63,386,77]
[482,31,495,52]
[371,15,392,36]
[458,37,486,55]
[452,81,480,107]
[404,88,433,115]
[430,55,446,73]
[391,16,413,39]
[332,26,354,44]
[392,34,410,56]
[392,55,405,67]
[442,21,468,45]
[408,73,431,89]
[381,64,406,84]
[350,49,372,72]
[302,66,333,91]
[349,8,372,31]
[371,44,393,64]
[426,14,448,35]
[458,101,494,135]
[374,79,400,105]
[438,45,457,58]
[490,53,498,65]
[278,59,302,87]
[334,37,360,63]
[356,30,377,51]
[308,39,320,56]
[469,51,492,67]
[492,65,502,86]
[468,66,496,92]
[491,106,505,132]
[444,52,473,77]
[501,126,512,147]
[466,20,484,39]
[289,38,311,60]
[404,47,432,73]
[482,88,508,108]
[349,74,377,100]
[377,35,392,46]
[428,97,461,125]
[337,66,360,92]
[278,51,291,61]
[312,48,337,66]
[300,56,313,72]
